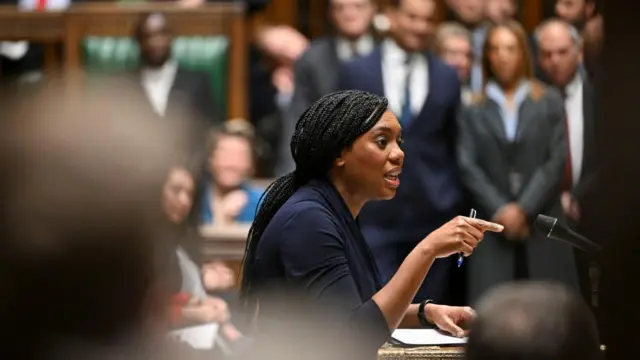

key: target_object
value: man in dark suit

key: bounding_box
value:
[339,0,463,304]
[276,0,377,175]
[536,19,595,230]
[131,12,221,126]
[536,18,596,305]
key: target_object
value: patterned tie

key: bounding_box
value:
[561,88,573,190]
[399,55,414,126]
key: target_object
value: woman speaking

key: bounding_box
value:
[241,90,503,360]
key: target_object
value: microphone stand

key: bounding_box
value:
[533,214,603,351]
[589,259,600,310]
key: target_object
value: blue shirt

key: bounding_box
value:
[247,179,390,360]
[470,26,488,92]
[486,80,531,142]
[200,183,263,224]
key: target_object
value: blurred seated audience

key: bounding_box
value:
[466,282,600,360]
[0,81,205,360]
[161,166,248,350]
[130,12,221,126]
[433,22,473,105]
[200,120,264,226]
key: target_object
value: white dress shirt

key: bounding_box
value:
[141,60,178,117]
[381,39,429,118]
[336,35,375,62]
[564,74,585,185]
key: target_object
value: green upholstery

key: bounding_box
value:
[82,36,228,116]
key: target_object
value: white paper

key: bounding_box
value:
[0,42,29,60]
[391,328,468,346]
[169,323,220,349]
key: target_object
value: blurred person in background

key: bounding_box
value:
[161,166,248,352]
[445,0,487,92]
[200,120,264,226]
[0,80,205,359]
[535,19,595,226]
[484,0,517,25]
[536,18,597,309]
[250,25,309,176]
[277,0,378,175]
[465,282,600,360]
[555,0,597,31]
[433,22,473,105]
[457,21,578,305]
[582,13,603,80]
[340,0,464,304]
[131,12,221,125]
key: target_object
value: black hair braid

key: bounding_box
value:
[240,90,388,302]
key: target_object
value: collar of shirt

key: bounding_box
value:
[381,38,429,117]
[142,59,178,83]
[485,79,530,105]
[382,38,425,66]
[486,79,531,141]
[471,25,488,55]
[564,72,583,98]
[336,34,375,61]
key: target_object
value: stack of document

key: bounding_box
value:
[169,323,220,350]
[391,329,468,346]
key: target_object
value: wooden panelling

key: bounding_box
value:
[521,0,542,32]
[0,8,64,73]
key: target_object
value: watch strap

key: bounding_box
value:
[417,299,434,327]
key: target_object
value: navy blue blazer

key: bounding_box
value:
[339,48,463,245]
[248,179,390,360]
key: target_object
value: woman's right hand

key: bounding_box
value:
[422,216,504,258]
[183,298,231,324]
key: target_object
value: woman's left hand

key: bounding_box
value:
[425,304,476,338]
[220,190,249,222]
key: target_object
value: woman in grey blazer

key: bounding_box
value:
[457,21,579,305]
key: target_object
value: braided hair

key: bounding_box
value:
[240,90,389,301]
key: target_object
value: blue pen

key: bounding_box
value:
[457,208,477,268]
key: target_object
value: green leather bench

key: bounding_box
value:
[82,36,228,118]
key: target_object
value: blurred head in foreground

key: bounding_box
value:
[466,282,600,360]
[0,79,194,359]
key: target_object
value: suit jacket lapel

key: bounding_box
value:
[516,96,537,141]
[410,52,436,125]
[582,76,595,167]
[370,48,385,97]
[325,37,340,72]
[167,68,185,107]
[482,99,508,143]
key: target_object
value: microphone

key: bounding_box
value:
[533,215,602,254]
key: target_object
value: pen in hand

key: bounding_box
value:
[457,208,477,268]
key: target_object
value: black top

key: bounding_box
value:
[246,179,390,360]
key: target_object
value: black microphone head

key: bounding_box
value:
[534,214,558,235]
